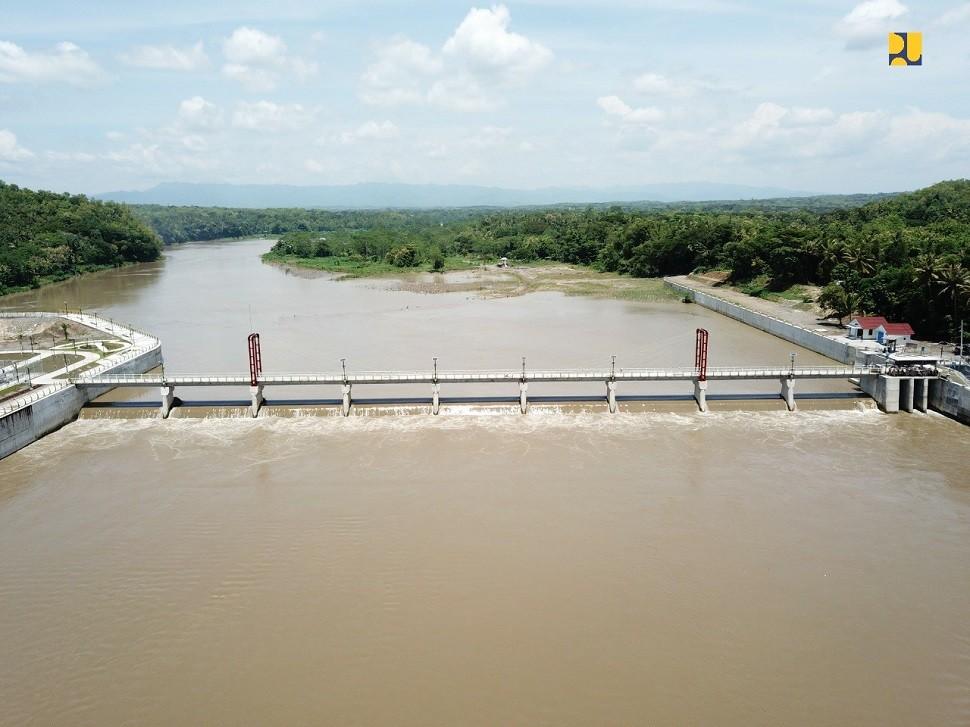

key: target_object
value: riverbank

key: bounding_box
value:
[268,252,681,303]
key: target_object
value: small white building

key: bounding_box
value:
[877,322,915,345]
[847,316,888,340]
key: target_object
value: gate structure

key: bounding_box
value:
[247,333,262,386]
[694,328,709,381]
[694,328,710,412]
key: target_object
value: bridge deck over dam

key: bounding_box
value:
[70,364,911,418]
[73,365,872,387]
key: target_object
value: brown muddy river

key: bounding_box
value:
[1,240,968,726]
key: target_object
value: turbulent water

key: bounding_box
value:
[0,240,968,726]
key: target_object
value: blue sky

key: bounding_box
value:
[0,0,968,195]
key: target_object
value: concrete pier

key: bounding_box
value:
[250,385,264,418]
[899,378,914,413]
[606,380,617,413]
[693,380,708,413]
[341,384,352,417]
[914,378,928,413]
[780,377,796,412]
[519,382,528,414]
[432,383,440,415]
[160,385,176,418]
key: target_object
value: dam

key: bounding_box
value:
[0,307,955,460]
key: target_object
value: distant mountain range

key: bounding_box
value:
[97,181,817,209]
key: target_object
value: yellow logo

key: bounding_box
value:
[889,32,922,66]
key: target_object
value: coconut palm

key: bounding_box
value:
[843,243,876,276]
[933,261,970,322]
[912,252,941,289]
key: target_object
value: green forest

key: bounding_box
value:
[265,180,970,339]
[3,178,968,340]
[0,181,161,295]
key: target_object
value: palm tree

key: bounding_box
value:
[817,283,862,325]
[912,252,941,289]
[843,243,876,276]
[933,262,970,323]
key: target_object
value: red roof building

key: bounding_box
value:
[880,322,915,336]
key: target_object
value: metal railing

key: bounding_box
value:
[71,364,881,388]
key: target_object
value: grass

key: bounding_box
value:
[735,276,816,307]
[263,252,486,278]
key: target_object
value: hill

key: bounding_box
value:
[98,181,816,208]
[0,181,162,296]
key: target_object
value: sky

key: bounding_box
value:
[0,0,968,195]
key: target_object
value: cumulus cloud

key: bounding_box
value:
[934,3,970,25]
[632,72,694,98]
[0,41,103,85]
[232,100,314,132]
[428,75,497,112]
[120,42,208,71]
[837,0,908,49]
[360,5,548,111]
[0,129,33,161]
[723,102,839,152]
[221,27,317,91]
[597,95,664,124]
[177,96,223,130]
[360,38,442,106]
[339,120,400,144]
[443,4,552,78]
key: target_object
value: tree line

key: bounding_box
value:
[0,181,161,296]
[268,180,970,339]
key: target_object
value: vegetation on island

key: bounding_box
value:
[264,180,970,339]
[0,181,161,295]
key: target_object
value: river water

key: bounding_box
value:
[0,240,968,726]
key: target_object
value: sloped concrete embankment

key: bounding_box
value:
[664,279,859,364]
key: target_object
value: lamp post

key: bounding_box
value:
[789,352,796,376]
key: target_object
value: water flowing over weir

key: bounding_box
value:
[2,240,969,726]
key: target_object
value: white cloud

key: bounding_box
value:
[884,110,970,159]
[359,6,548,112]
[177,96,223,130]
[221,27,317,91]
[724,102,836,151]
[934,3,970,25]
[837,0,908,49]
[104,143,165,170]
[0,129,33,160]
[443,4,552,78]
[428,75,497,112]
[0,41,103,85]
[597,95,664,124]
[339,120,400,144]
[224,27,287,65]
[120,42,208,71]
[360,38,442,106]
[45,150,96,162]
[232,100,314,132]
[633,72,693,98]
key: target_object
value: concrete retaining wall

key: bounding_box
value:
[0,344,161,460]
[665,279,859,364]
[929,378,970,425]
